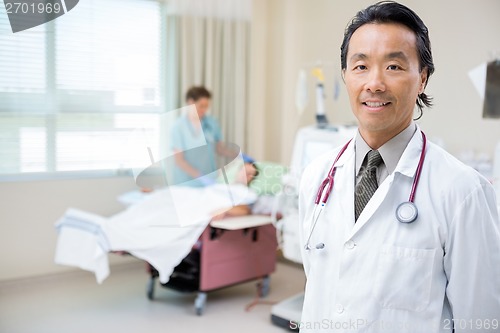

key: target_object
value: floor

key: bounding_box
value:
[0,260,305,333]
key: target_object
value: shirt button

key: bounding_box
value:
[345,240,356,250]
[336,303,344,314]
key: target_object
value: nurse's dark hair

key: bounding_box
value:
[340,1,434,119]
[185,86,212,102]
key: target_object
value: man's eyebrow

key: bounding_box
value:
[349,53,367,62]
[349,52,410,63]
[385,51,409,62]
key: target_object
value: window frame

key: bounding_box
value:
[0,0,169,182]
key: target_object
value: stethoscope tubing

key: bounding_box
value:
[314,139,352,205]
[306,131,427,250]
[408,131,426,203]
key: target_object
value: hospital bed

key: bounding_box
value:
[55,167,285,316]
[121,168,284,315]
[146,215,277,315]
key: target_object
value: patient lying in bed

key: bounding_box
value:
[55,162,260,284]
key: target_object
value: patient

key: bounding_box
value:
[211,162,259,220]
[55,158,261,284]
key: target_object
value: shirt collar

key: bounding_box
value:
[355,122,416,176]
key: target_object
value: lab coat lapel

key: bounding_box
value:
[328,142,357,238]
[347,128,423,238]
[349,174,393,236]
[393,127,424,178]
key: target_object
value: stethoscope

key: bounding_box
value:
[305,131,427,251]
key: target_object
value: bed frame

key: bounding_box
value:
[146,215,277,315]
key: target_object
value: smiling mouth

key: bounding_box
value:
[363,101,390,107]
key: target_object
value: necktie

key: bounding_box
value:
[355,150,383,221]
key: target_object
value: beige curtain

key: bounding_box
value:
[164,0,251,152]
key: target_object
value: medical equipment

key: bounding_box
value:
[311,67,329,128]
[396,132,427,222]
[278,125,358,262]
[305,131,427,251]
[295,69,308,115]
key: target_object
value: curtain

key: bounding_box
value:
[164,0,251,152]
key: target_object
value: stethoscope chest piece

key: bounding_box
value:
[396,201,418,223]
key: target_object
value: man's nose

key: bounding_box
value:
[364,68,386,93]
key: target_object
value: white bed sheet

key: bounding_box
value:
[55,184,256,284]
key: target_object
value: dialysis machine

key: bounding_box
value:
[271,124,357,330]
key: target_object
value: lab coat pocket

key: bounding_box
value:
[374,244,436,312]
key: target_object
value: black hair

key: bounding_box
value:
[340,1,434,119]
[185,86,212,102]
[246,163,259,185]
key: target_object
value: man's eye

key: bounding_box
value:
[354,65,367,70]
[387,65,400,70]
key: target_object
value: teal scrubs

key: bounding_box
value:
[170,114,222,186]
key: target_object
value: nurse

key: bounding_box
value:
[298,2,500,332]
[171,86,223,187]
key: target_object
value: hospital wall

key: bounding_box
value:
[0,177,139,281]
[250,0,500,166]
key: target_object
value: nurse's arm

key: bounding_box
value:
[443,182,500,328]
[173,149,203,178]
[216,141,238,158]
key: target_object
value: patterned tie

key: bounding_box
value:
[355,150,383,221]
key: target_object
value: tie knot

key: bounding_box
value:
[366,150,382,169]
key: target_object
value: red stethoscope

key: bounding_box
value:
[305,131,427,251]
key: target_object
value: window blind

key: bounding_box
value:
[0,0,164,176]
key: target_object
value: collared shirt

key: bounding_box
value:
[355,122,417,185]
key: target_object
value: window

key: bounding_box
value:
[0,0,165,178]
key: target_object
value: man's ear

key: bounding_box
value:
[418,68,428,94]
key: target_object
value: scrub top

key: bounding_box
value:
[170,114,222,186]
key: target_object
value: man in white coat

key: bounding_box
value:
[298,1,500,332]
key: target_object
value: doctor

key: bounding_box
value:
[298,2,500,332]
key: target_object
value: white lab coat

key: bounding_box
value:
[298,128,500,333]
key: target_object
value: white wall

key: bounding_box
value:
[0,176,139,281]
[251,0,500,165]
